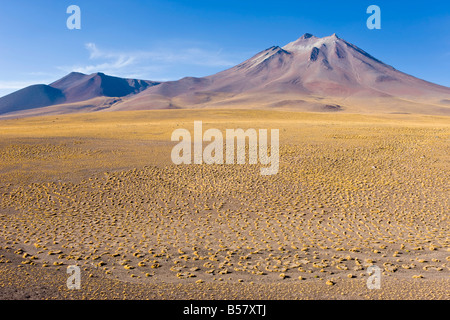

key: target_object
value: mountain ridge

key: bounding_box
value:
[1,33,449,118]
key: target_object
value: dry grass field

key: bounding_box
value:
[0,109,449,299]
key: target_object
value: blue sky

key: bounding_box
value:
[0,0,449,97]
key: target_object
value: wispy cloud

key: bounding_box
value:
[59,42,238,79]
[0,42,243,97]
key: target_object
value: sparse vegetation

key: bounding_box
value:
[0,110,448,299]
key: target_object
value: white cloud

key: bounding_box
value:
[58,42,238,79]
[0,42,244,97]
[60,43,136,75]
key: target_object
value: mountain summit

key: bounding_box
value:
[1,34,449,117]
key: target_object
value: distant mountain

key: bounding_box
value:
[0,72,159,115]
[1,34,449,117]
[50,72,159,103]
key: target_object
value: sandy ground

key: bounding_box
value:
[0,248,448,300]
[0,110,448,300]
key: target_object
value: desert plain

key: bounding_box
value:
[0,109,448,299]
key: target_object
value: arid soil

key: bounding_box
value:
[0,110,448,299]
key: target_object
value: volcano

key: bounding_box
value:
[112,33,450,114]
